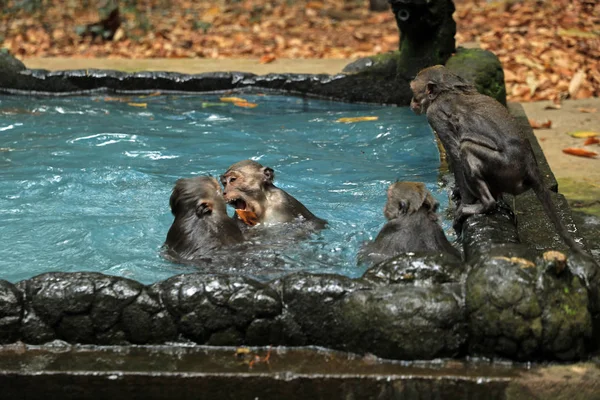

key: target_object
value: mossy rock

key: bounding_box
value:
[0,50,25,73]
[445,47,507,105]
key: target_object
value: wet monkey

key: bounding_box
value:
[220,160,327,229]
[163,176,244,262]
[410,65,588,257]
[359,181,460,264]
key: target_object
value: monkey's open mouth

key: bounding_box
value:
[231,198,248,210]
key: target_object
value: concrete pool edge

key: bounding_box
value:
[0,344,599,400]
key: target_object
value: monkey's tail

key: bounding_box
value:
[529,177,589,258]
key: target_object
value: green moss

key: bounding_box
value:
[557,177,600,218]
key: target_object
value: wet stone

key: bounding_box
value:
[338,284,466,359]
[90,277,142,332]
[362,253,465,286]
[466,248,592,361]
[27,273,96,326]
[0,280,23,342]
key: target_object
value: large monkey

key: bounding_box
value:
[410,65,588,257]
[163,176,244,263]
[358,181,461,264]
[220,160,327,229]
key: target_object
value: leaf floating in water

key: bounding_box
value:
[127,102,147,108]
[336,116,379,123]
[236,209,259,226]
[233,101,258,108]
[220,97,247,103]
[562,147,599,158]
[201,102,228,108]
[528,118,552,129]
[104,97,133,102]
[584,137,600,146]
[567,131,598,138]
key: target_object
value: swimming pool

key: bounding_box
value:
[0,94,448,283]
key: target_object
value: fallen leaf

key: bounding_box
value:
[562,147,599,158]
[233,101,258,108]
[567,131,598,138]
[138,92,162,98]
[568,70,585,98]
[584,137,600,146]
[492,256,536,268]
[544,103,562,110]
[127,102,147,108]
[578,107,597,113]
[220,97,247,103]
[529,119,552,129]
[201,102,228,108]
[259,54,276,64]
[337,116,379,123]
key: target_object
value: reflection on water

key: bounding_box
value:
[0,94,448,283]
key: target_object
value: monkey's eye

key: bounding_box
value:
[399,201,407,212]
[228,177,237,183]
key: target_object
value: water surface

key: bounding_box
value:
[0,94,449,283]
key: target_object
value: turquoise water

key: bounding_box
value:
[0,94,449,283]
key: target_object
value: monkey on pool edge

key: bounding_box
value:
[163,176,244,263]
[220,159,327,230]
[409,65,591,259]
[358,181,461,265]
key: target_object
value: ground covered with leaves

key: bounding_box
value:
[1,0,598,102]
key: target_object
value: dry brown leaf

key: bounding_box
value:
[529,119,552,129]
[584,137,600,146]
[562,147,599,158]
[578,107,597,113]
[544,103,562,110]
[568,70,586,98]
[259,54,276,64]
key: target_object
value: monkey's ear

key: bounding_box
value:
[169,183,184,215]
[196,201,213,217]
[422,192,439,212]
[263,167,275,184]
[426,82,438,100]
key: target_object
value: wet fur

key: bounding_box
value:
[410,65,588,257]
[220,159,327,229]
[359,182,461,264]
[164,176,244,262]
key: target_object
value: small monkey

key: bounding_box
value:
[163,176,244,263]
[358,181,461,264]
[220,160,327,229]
[410,65,589,257]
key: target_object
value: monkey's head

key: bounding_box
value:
[220,159,274,220]
[169,176,228,220]
[410,65,476,115]
[383,181,439,220]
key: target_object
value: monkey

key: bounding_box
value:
[409,65,589,257]
[358,181,461,265]
[220,159,327,230]
[163,176,245,263]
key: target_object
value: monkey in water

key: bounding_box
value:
[220,160,327,229]
[163,176,244,263]
[410,65,588,257]
[358,181,461,265]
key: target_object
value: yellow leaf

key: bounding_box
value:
[220,97,247,103]
[233,101,258,108]
[567,131,598,138]
[128,102,147,108]
[336,116,379,123]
